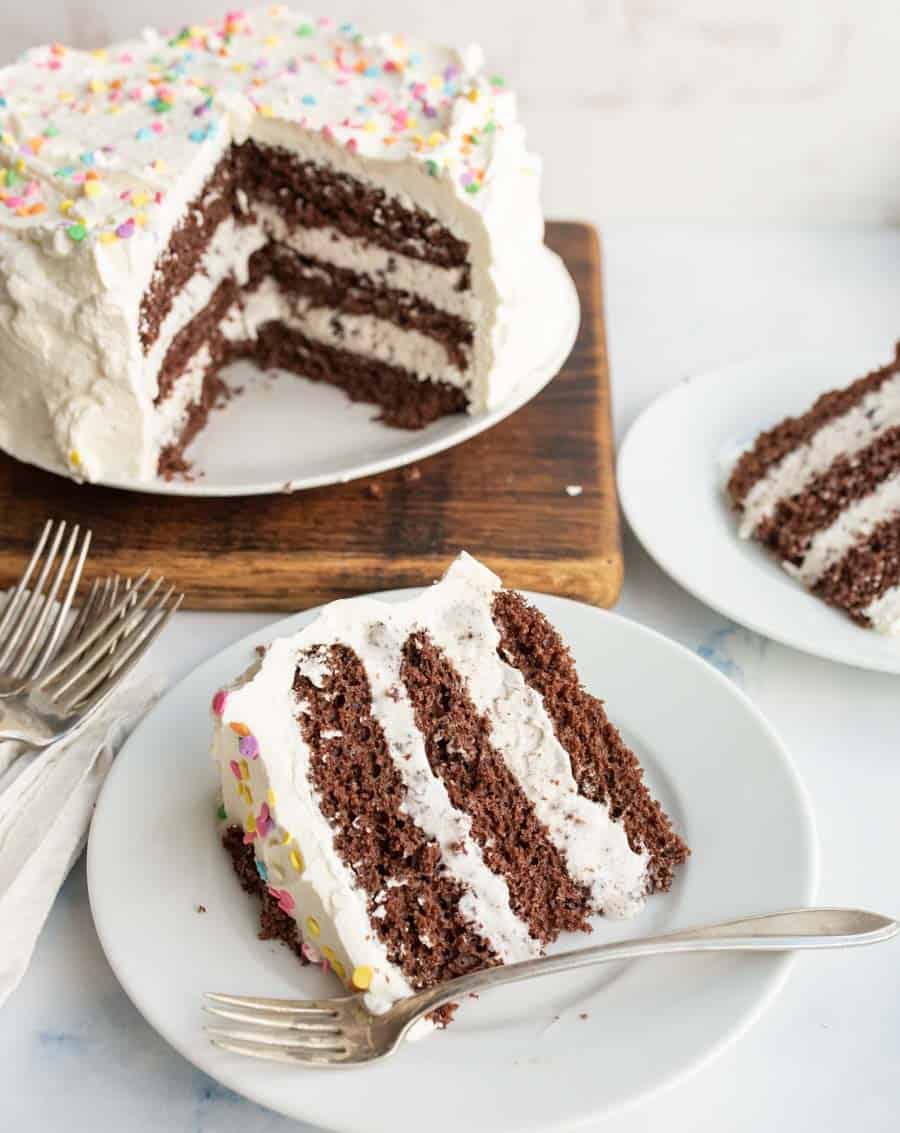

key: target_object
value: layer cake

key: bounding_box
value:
[0,9,542,482]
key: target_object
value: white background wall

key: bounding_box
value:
[2,0,900,224]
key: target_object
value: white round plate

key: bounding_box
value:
[25,245,577,498]
[88,589,816,1132]
[619,348,900,674]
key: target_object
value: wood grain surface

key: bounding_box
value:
[0,221,622,610]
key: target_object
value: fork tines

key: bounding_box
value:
[36,571,183,714]
[0,519,92,682]
[203,993,352,1065]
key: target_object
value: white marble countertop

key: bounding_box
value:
[2,224,899,1131]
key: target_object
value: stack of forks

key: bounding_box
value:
[0,518,182,751]
[0,519,182,1008]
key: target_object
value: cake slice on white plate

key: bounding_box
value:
[728,347,900,633]
[0,8,544,483]
[211,553,689,1024]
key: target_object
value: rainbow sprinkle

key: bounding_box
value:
[0,8,508,247]
[238,733,259,759]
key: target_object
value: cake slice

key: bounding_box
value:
[727,347,900,632]
[211,553,688,1020]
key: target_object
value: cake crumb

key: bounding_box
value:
[566,484,583,497]
[196,904,207,914]
[366,481,384,499]
[579,1012,588,1020]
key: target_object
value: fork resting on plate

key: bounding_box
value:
[205,906,898,1069]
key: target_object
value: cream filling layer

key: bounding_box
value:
[787,472,900,586]
[224,279,468,388]
[739,371,900,538]
[863,584,900,634]
[152,344,211,450]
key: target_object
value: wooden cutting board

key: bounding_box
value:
[0,221,622,610]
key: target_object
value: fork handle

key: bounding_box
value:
[398,908,899,1027]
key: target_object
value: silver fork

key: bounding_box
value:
[0,571,183,747]
[0,519,93,695]
[205,907,899,1068]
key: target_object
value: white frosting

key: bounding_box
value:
[154,343,210,449]
[0,8,543,483]
[739,371,900,537]
[863,583,900,634]
[787,472,900,587]
[210,553,650,1012]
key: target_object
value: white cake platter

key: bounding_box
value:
[88,589,816,1132]
[618,346,900,674]
[11,244,578,498]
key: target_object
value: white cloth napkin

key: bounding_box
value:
[0,673,165,1007]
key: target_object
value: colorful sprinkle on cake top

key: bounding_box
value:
[0,7,516,247]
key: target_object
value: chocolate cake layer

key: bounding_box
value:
[234,139,469,271]
[491,591,689,893]
[755,425,900,564]
[401,630,592,943]
[139,155,238,352]
[815,513,900,623]
[293,644,498,989]
[248,244,473,369]
[250,322,468,427]
[222,824,307,962]
[728,350,900,507]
